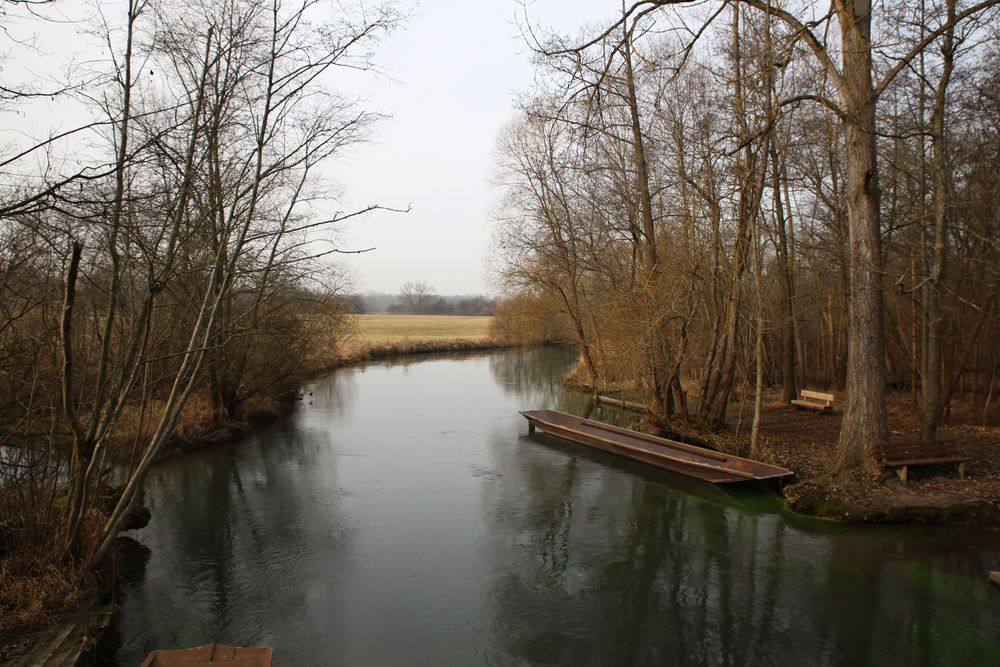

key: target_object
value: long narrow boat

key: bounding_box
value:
[520,409,794,485]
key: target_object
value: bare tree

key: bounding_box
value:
[399,281,437,315]
[520,0,1000,470]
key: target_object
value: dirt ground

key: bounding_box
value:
[708,391,1000,525]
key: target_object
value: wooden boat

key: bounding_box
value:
[521,409,794,484]
[141,643,272,666]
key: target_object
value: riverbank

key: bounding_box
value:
[654,390,1000,527]
[108,348,1000,665]
[321,337,518,369]
[0,334,516,664]
[162,336,518,458]
[534,361,1000,526]
[167,338,522,454]
[752,398,1000,526]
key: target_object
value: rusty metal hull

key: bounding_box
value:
[521,409,793,485]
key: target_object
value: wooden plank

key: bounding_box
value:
[141,644,272,667]
[879,456,971,467]
[881,451,960,460]
[800,390,835,403]
[880,440,955,451]
[593,394,648,413]
[880,448,963,459]
[878,442,961,455]
[583,419,729,462]
[880,443,960,453]
[877,442,966,459]
[791,399,832,412]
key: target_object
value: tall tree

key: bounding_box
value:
[548,0,1000,469]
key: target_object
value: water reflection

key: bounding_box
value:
[116,349,1000,666]
[303,367,358,420]
[488,346,661,432]
[481,428,1000,666]
[489,347,579,405]
[115,426,355,663]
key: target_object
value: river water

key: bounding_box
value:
[114,348,1000,666]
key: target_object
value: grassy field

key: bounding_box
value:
[351,314,494,343]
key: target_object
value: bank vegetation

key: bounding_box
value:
[0,0,404,649]
[491,1,1000,471]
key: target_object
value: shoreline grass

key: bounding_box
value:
[308,313,513,372]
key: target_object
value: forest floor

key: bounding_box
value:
[709,391,1000,526]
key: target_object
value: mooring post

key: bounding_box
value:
[528,422,535,435]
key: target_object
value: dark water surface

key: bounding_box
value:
[114,349,1000,666]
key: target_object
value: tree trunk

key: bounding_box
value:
[772,151,798,404]
[834,0,889,470]
[697,5,768,430]
[921,0,956,442]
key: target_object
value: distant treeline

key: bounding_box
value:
[348,291,496,316]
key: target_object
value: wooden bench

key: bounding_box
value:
[876,440,972,482]
[791,390,835,412]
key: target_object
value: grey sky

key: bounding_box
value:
[2,0,621,296]
[330,0,617,296]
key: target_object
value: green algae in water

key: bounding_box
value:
[901,561,989,603]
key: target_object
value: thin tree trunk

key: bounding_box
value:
[751,193,766,458]
[920,0,956,442]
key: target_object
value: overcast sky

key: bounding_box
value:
[328,0,619,296]
[3,0,623,296]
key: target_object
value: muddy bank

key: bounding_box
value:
[784,478,1000,527]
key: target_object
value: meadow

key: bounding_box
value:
[351,314,494,344]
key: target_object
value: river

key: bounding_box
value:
[114,348,1000,665]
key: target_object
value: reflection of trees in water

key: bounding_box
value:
[480,430,1000,666]
[305,368,359,420]
[115,428,355,665]
[490,348,574,392]
[116,350,1000,665]
[488,348,648,431]
[488,347,591,412]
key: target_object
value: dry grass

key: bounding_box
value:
[0,507,101,657]
[0,553,81,639]
[331,338,514,366]
[317,314,512,371]
[349,314,493,345]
